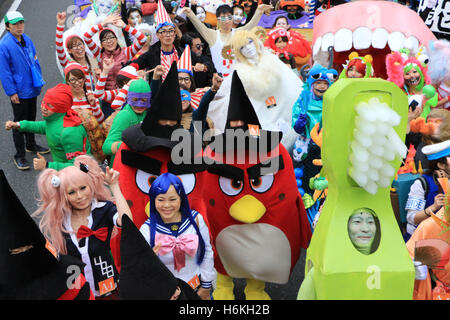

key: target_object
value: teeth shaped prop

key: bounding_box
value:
[349,98,407,194]
[313,28,422,55]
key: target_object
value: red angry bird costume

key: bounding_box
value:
[111,62,207,271]
[204,72,312,300]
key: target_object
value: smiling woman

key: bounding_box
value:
[32,155,132,299]
[348,208,381,255]
[139,173,216,300]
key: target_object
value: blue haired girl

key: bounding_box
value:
[139,173,216,300]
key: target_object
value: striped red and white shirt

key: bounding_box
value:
[161,49,179,81]
[190,88,207,110]
[56,24,96,92]
[83,24,146,62]
[94,75,129,110]
[73,96,105,124]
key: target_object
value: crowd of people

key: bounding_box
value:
[0,0,448,301]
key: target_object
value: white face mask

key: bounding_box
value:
[129,12,141,26]
[98,0,114,15]
[196,11,206,22]
[233,14,243,24]
[240,39,258,60]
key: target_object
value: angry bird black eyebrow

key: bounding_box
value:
[121,149,162,175]
[246,155,284,179]
[167,161,207,175]
[207,163,245,181]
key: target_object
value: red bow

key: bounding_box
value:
[76,225,108,242]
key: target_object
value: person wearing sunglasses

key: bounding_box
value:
[182,3,271,78]
[180,32,216,88]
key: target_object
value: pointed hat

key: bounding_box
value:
[177,45,193,76]
[156,0,175,31]
[119,214,201,300]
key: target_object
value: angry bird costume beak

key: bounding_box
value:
[229,195,267,224]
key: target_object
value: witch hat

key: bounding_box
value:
[119,214,201,300]
[0,170,92,299]
[156,0,175,31]
[122,61,184,152]
[0,170,58,286]
[209,71,282,155]
[177,45,193,76]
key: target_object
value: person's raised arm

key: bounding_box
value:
[104,166,133,226]
[241,4,271,30]
[56,12,69,68]
[181,7,216,48]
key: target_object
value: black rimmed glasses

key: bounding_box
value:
[158,29,175,36]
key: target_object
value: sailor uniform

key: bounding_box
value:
[140,210,216,289]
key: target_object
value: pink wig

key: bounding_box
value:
[386,52,431,90]
[33,155,112,255]
[386,51,405,88]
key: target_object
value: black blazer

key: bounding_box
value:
[65,200,119,294]
[131,41,183,81]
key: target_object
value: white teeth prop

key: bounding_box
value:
[313,27,420,58]
[372,28,389,49]
[321,32,334,52]
[404,36,419,53]
[313,36,322,56]
[349,99,405,195]
[353,27,372,50]
[387,31,406,52]
[334,28,353,52]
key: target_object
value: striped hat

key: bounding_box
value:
[64,62,85,76]
[118,65,139,79]
[177,45,193,76]
[156,0,175,31]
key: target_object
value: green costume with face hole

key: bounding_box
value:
[297,78,415,300]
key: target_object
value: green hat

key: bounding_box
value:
[128,79,151,93]
[4,11,24,24]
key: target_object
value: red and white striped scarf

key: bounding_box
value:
[160,49,179,81]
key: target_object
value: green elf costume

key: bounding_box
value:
[16,84,91,170]
[102,79,151,166]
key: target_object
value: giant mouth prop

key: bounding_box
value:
[312,1,436,79]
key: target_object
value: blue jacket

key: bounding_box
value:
[0,32,43,99]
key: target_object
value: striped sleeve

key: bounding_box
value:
[91,99,105,124]
[94,74,119,103]
[83,23,103,60]
[111,84,129,110]
[123,25,146,60]
[93,75,107,98]
[56,24,69,68]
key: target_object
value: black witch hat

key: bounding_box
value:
[119,214,201,300]
[209,71,282,154]
[0,170,91,299]
[122,61,184,153]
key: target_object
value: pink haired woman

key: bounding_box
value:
[33,154,132,299]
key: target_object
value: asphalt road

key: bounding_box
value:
[0,0,306,300]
